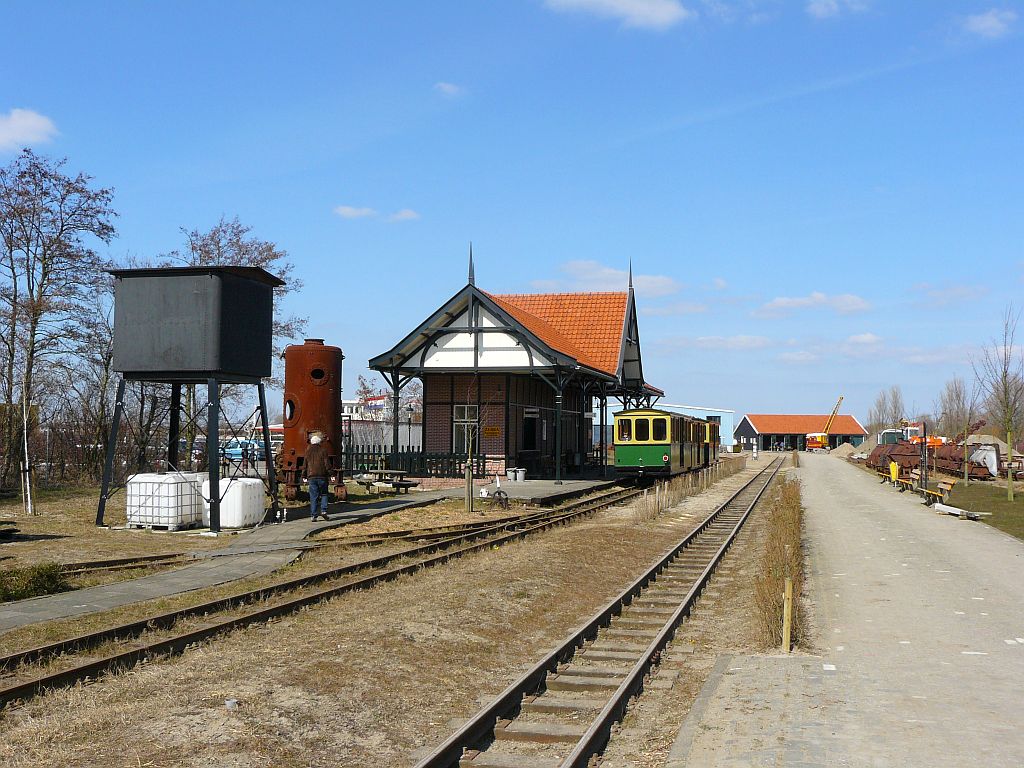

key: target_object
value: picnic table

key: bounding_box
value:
[355,469,420,494]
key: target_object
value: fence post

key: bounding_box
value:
[782,576,793,653]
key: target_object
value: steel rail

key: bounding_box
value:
[0,486,644,707]
[413,458,781,768]
[557,458,782,767]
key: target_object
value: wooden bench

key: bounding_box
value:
[923,477,957,505]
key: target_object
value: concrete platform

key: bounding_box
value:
[665,452,1024,767]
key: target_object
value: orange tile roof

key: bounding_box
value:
[486,292,628,376]
[744,414,867,436]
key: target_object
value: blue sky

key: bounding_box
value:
[1,1,1021,422]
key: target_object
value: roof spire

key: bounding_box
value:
[628,260,633,292]
[468,242,475,286]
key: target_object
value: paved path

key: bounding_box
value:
[0,490,451,633]
[669,453,1024,767]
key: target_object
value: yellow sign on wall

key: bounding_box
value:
[483,426,501,438]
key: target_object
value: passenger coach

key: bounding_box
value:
[613,408,718,477]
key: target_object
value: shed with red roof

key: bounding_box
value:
[733,413,868,452]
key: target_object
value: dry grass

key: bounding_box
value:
[632,459,748,523]
[753,475,805,648]
[0,487,230,570]
[0,467,764,768]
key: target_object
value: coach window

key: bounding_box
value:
[618,419,632,442]
[635,418,650,441]
[653,418,667,441]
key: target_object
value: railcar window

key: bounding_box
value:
[635,418,650,441]
[618,419,632,441]
[653,418,667,441]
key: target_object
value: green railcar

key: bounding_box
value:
[613,408,712,477]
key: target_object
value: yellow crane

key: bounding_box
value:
[806,395,844,452]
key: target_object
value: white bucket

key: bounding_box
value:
[515,468,526,482]
[506,468,516,481]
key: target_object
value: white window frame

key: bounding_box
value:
[453,404,479,454]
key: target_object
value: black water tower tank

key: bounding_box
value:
[110,266,285,382]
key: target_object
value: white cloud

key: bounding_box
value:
[662,334,773,350]
[847,332,881,345]
[334,205,377,219]
[388,208,420,222]
[433,82,464,98]
[641,301,708,316]
[712,277,728,290]
[544,0,693,29]
[533,260,681,298]
[912,282,988,307]
[0,108,58,151]
[756,291,871,317]
[805,0,868,19]
[964,8,1017,38]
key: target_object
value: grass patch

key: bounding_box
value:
[949,482,1024,541]
[0,562,71,602]
[753,475,805,649]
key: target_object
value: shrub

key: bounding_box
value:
[0,562,71,603]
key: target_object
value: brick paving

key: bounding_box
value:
[667,452,1024,767]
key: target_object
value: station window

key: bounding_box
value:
[453,405,479,453]
[652,418,667,441]
[635,418,650,441]
[618,419,632,442]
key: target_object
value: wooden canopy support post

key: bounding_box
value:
[391,372,401,469]
[599,391,608,478]
[555,386,564,485]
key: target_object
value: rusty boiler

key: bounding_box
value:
[278,339,345,501]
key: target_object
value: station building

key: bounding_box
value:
[733,414,867,451]
[369,261,661,480]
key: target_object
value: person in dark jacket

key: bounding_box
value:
[304,433,331,521]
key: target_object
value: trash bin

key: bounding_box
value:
[506,468,516,481]
[515,468,526,482]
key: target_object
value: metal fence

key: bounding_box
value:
[341,445,487,478]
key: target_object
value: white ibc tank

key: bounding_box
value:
[202,478,266,528]
[126,472,204,529]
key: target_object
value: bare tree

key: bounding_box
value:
[885,385,906,430]
[937,377,977,439]
[0,150,116,488]
[866,388,890,434]
[973,305,1024,501]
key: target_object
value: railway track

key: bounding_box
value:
[54,506,550,574]
[414,457,783,768]
[0,485,642,709]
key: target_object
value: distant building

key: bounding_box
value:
[733,414,867,451]
[369,261,659,479]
